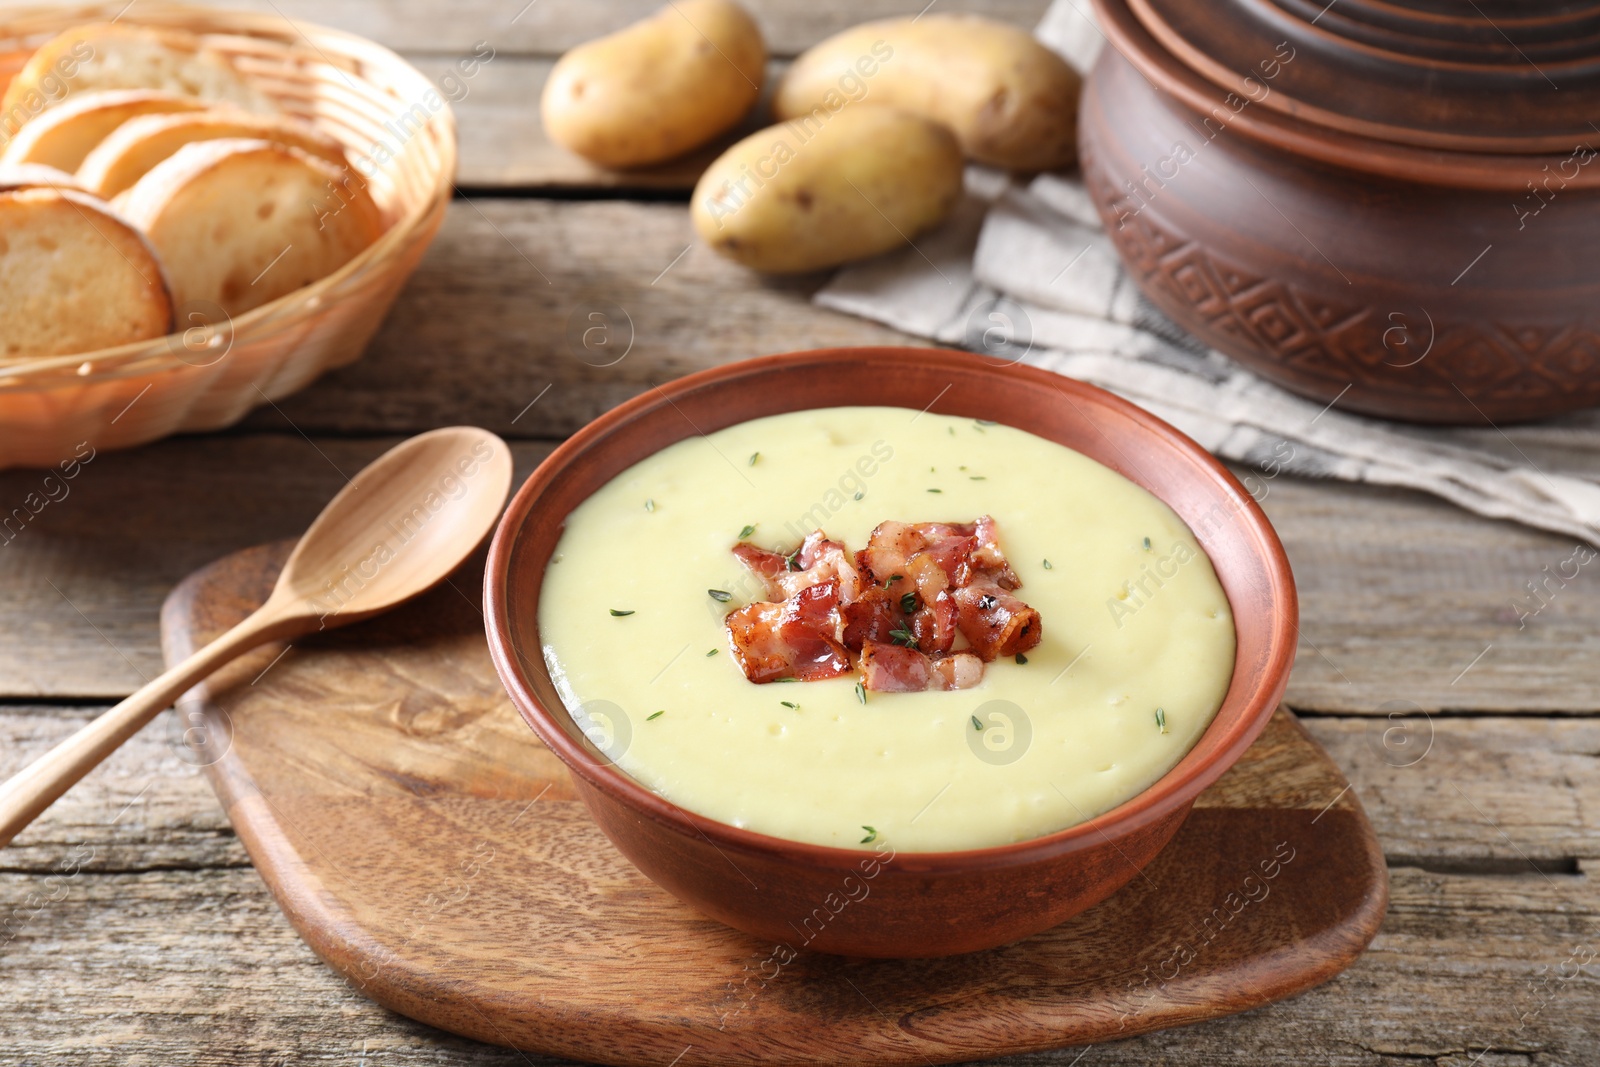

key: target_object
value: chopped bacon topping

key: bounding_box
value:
[952,581,1042,661]
[839,585,898,650]
[860,642,986,693]
[734,530,866,602]
[726,578,851,683]
[722,517,1043,692]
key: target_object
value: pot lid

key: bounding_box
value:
[1125,0,1600,153]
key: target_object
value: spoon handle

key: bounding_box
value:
[0,606,288,849]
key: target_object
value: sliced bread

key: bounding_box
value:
[0,163,83,192]
[118,138,385,318]
[1,23,271,131]
[0,89,209,171]
[79,109,348,198]
[0,188,173,361]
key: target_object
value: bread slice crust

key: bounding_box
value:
[118,137,385,318]
[1,23,270,135]
[0,88,209,172]
[0,187,174,362]
[80,109,348,197]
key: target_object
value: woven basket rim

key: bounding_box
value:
[0,1,458,383]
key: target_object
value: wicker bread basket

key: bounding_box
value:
[0,2,455,469]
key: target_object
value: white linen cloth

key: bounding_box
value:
[814,0,1600,545]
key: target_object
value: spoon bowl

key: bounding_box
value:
[269,427,514,628]
[0,426,513,849]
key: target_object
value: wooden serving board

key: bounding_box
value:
[160,542,1388,1066]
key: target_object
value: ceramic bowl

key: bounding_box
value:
[484,346,1297,957]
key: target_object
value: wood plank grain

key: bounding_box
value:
[0,437,554,699]
[1302,717,1600,868]
[1260,476,1600,714]
[217,0,1055,57]
[0,863,1592,1066]
[241,200,919,438]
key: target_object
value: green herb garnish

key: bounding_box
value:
[1142,537,1152,550]
[784,548,802,572]
[889,625,919,650]
[860,826,878,844]
[900,592,918,615]
[706,649,719,657]
[647,710,665,721]
[609,608,635,617]
[780,700,799,710]
[708,589,733,603]
[748,452,760,466]
[1015,653,1028,665]
[1155,707,1168,733]
[971,715,984,731]
[855,681,867,705]
[853,491,864,501]
[738,524,755,539]
[970,475,986,481]
[927,488,943,493]
[882,574,903,589]
[645,498,655,512]
[1042,559,1053,570]
[975,419,998,426]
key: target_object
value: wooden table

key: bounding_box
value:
[3,2,1597,1063]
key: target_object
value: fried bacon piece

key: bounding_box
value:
[725,579,851,683]
[859,641,984,692]
[734,530,866,603]
[908,588,959,656]
[840,584,898,650]
[952,581,1042,661]
[859,521,976,590]
[859,516,1021,592]
[722,517,1040,690]
[970,515,1021,590]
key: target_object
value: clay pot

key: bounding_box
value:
[1082,0,1600,424]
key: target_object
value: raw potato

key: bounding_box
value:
[691,104,962,274]
[79,109,349,197]
[542,0,765,168]
[0,23,271,131]
[0,89,208,172]
[119,138,384,318]
[0,188,173,361]
[773,15,1080,171]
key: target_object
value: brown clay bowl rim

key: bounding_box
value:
[484,346,1298,874]
[1092,0,1600,191]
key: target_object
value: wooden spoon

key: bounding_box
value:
[0,426,514,849]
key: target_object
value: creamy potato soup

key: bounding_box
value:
[539,406,1236,852]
